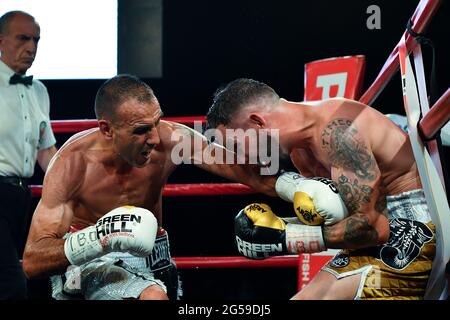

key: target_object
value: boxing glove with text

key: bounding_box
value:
[234,203,326,259]
[64,206,158,265]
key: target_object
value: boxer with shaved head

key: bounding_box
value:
[23,75,279,300]
[207,78,437,300]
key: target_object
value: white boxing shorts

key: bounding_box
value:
[51,228,181,300]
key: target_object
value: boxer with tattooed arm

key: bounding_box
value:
[206,78,437,300]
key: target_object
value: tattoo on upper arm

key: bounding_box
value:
[322,118,376,181]
[343,214,379,245]
[336,175,373,214]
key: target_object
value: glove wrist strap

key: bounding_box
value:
[285,224,326,254]
[64,226,103,265]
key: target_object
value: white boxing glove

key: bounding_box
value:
[64,206,158,265]
[275,172,348,226]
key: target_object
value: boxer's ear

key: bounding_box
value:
[249,113,266,128]
[99,119,113,139]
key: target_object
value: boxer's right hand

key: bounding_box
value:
[64,206,158,265]
[275,172,348,226]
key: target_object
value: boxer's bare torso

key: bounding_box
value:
[287,98,421,200]
[55,122,179,228]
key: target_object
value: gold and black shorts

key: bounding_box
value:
[322,189,436,300]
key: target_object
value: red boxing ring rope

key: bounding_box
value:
[51,116,206,133]
[419,88,450,140]
[174,256,298,269]
[31,183,256,198]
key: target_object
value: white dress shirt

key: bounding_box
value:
[0,60,56,178]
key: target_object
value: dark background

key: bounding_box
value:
[26,0,449,299]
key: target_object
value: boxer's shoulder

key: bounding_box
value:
[160,120,203,145]
[46,131,93,180]
[161,120,191,135]
[157,120,179,140]
[58,128,99,155]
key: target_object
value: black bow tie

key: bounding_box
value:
[9,73,33,86]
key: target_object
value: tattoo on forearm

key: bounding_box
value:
[322,118,376,181]
[343,214,379,245]
[336,175,373,214]
[375,193,388,216]
[322,225,337,247]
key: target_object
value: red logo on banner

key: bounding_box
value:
[304,55,365,101]
[297,253,335,290]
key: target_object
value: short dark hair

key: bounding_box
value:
[0,11,35,34]
[206,78,279,128]
[94,74,156,120]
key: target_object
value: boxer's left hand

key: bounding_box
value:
[275,172,348,226]
[234,203,326,259]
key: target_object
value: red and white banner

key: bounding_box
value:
[297,250,338,290]
[304,55,365,101]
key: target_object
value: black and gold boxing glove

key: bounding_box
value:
[234,203,326,259]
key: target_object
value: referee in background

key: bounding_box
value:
[0,10,57,299]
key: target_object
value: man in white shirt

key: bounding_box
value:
[0,10,57,299]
